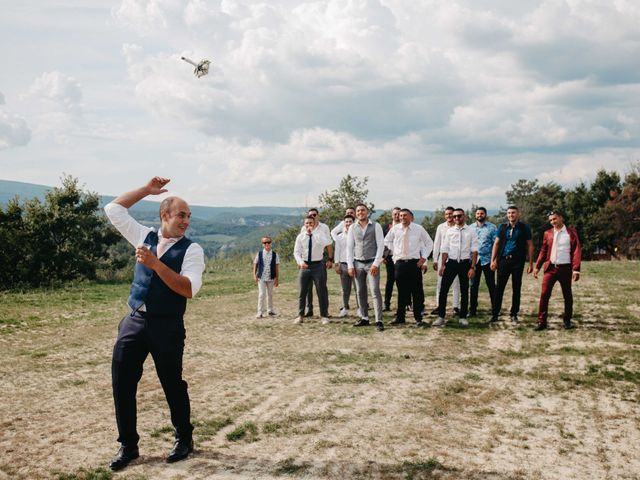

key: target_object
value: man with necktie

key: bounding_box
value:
[533,210,582,330]
[104,177,205,471]
[293,216,332,324]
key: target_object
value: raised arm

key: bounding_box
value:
[113,176,170,208]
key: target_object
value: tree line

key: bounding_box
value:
[275,165,640,261]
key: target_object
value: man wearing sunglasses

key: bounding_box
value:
[490,206,533,324]
[253,236,280,318]
[532,210,581,330]
[433,209,478,327]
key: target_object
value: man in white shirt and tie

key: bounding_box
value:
[384,208,433,326]
[300,208,333,317]
[433,208,478,327]
[346,204,386,331]
[294,216,332,324]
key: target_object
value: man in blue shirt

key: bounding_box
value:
[490,206,533,324]
[468,207,497,317]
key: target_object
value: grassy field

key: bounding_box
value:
[0,259,638,479]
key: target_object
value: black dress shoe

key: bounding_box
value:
[453,307,460,315]
[430,308,439,315]
[389,318,406,326]
[534,323,548,331]
[489,316,499,324]
[383,306,391,312]
[166,439,194,463]
[563,321,575,330]
[304,311,314,318]
[109,446,139,471]
[375,321,385,331]
[415,321,428,328]
[353,319,370,327]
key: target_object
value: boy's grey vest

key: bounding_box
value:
[128,231,192,317]
[353,223,378,260]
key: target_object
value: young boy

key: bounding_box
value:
[253,236,279,318]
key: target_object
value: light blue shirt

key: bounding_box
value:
[469,221,497,266]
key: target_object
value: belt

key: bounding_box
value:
[549,263,570,268]
[396,258,419,263]
[306,260,322,265]
[447,258,470,263]
[340,262,348,266]
[355,258,375,264]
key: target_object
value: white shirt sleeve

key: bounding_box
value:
[331,221,344,242]
[421,227,434,259]
[346,226,356,269]
[183,243,205,297]
[293,233,305,266]
[372,222,385,267]
[104,202,153,248]
[441,229,450,255]
[433,223,443,261]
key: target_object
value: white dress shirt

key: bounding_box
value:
[384,223,434,262]
[300,221,331,239]
[551,226,571,264]
[432,221,454,263]
[334,229,349,263]
[441,225,478,261]
[293,229,331,266]
[331,221,344,242]
[345,220,385,269]
[104,202,205,297]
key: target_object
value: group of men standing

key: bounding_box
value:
[292,204,582,332]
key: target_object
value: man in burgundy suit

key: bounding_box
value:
[532,210,581,330]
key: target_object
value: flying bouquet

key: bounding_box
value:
[181,57,211,78]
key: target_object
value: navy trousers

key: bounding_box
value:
[112,311,193,448]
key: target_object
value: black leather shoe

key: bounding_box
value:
[489,316,499,324]
[453,307,460,315]
[563,321,575,330]
[534,323,548,331]
[383,306,391,312]
[375,321,385,331]
[415,321,428,328]
[430,308,439,315]
[304,311,314,318]
[109,446,139,471]
[389,318,406,326]
[353,319,370,327]
[166,439,194,463]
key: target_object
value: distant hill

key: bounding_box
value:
[0,179,439,256]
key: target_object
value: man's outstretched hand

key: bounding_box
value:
[146,177,170,195]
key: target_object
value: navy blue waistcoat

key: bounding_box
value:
[128,231,193,317]
[256,250,277,279]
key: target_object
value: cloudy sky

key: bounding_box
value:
[1,0,639,210]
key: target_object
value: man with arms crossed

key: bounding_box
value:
[346,204,386,331]
[294,216,332,324]
[384,208,433,327]
[104,177,205,471]
[533,210,581,330]
[490,206,534,324]
[433,208,478,327]
[383,207,401,311]
[431,206,461,315]
[468,207,497,317]
[334,214,358,318]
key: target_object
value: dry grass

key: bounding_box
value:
[0,260,639,479]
